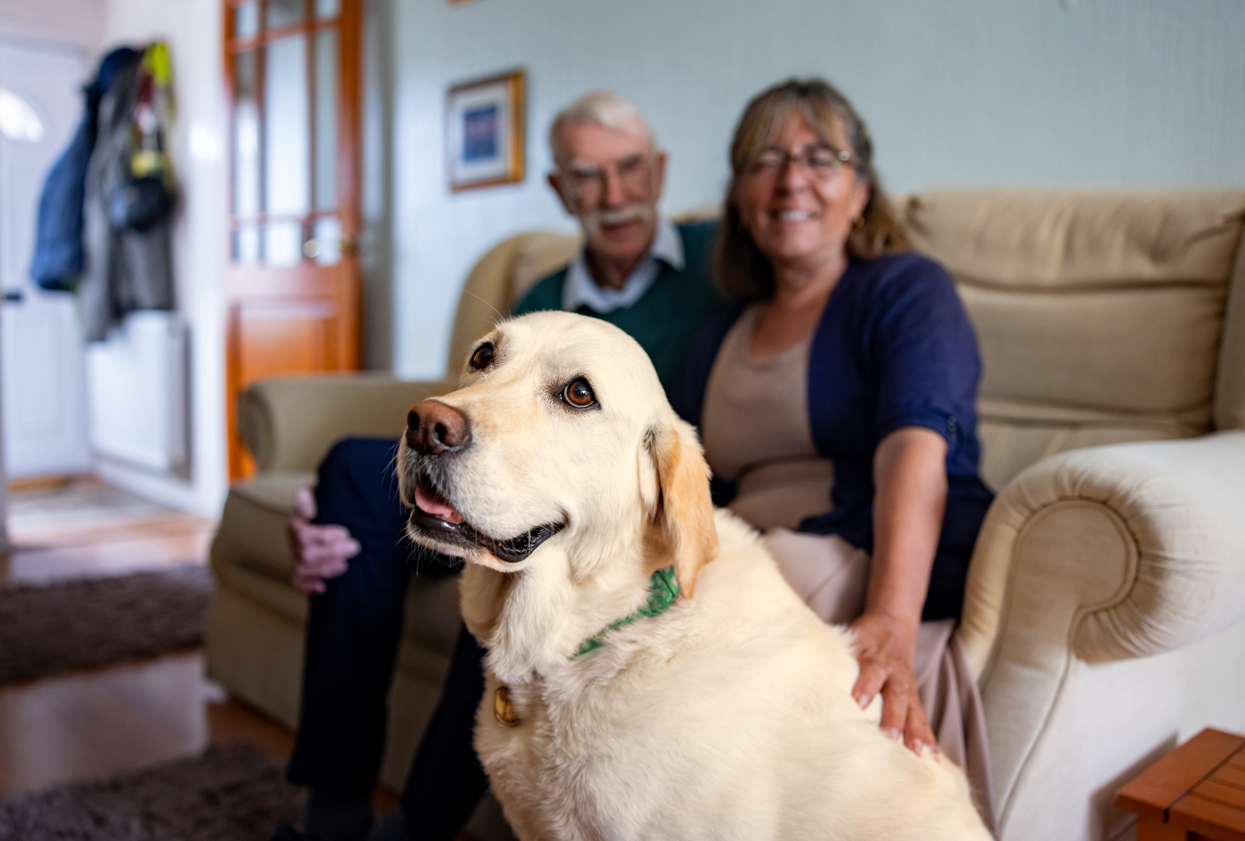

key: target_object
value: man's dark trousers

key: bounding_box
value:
[285,437,489,840]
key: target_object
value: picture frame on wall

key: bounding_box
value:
[446,70,525,192]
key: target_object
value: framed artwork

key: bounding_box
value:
[446,70,525,192]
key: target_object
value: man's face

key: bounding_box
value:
[548,122,667,268]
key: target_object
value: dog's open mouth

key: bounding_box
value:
[406,473,564,564]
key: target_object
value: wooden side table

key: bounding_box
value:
[1117,728,1245,841]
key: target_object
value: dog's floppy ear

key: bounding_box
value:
[647,417,718,598]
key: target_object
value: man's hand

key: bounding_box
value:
[288,488,361,594]
[849,611,937,756]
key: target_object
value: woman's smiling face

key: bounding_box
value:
[733,113,870,279]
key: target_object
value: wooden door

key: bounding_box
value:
[223,0,362,479]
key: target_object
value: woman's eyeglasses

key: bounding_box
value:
[745,144,854,181]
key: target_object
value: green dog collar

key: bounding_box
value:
[573,566,679,659]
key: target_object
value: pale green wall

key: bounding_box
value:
[390,0,1245,378]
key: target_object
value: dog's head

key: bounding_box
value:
[398,311,717,597]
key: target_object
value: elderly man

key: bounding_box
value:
[279,91,723,841]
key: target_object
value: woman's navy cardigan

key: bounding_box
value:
[672,252,994,621]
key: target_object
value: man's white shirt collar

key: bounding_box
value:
[562,217,684,314]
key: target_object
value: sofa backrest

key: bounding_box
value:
[449,190,1245,492]
[902,190,1245,489]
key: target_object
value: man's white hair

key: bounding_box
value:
[549,91,656,167]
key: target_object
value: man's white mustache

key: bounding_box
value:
[583,202,655,229]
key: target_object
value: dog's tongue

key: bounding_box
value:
[415,483,465,524]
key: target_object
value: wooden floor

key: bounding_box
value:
[0,478,397,821]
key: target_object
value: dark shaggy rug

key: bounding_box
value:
[0,565,213,684]
[0,741,303,841]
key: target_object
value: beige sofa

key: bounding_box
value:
[206,190,1245,841]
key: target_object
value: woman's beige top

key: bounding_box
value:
[700,304,835,531]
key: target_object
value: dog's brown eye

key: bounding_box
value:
[470,342,494,370]
[562,377,596,409]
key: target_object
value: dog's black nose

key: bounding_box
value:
[407,399,471,454]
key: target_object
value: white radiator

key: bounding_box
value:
[85,311,189,475]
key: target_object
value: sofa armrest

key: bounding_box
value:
[239,374,457,472]
[961,430,1245,679]
[958,431,1245,821]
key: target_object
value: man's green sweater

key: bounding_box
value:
[510,220,725,397]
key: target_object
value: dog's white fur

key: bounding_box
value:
[399,311,991,841]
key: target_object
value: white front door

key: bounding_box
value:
[0,40,92,479]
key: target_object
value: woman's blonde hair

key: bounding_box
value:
[715,79,909,300]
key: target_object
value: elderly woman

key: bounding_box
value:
[674,78,995,819]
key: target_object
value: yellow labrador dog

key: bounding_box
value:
[398,311,990,841]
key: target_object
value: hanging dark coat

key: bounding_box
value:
[79,55,175,342]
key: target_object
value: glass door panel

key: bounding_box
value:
[233,225,260,264]
[314,27,338,212]
[234,2,260,39]
[266,0,305,30]
[231,49,260,218]
[263,222,303,266]
[263,33,310,220]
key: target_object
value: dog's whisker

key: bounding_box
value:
[463,290,505,322]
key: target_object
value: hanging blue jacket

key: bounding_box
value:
[28,47,141,291]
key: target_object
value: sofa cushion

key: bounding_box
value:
[213,555,309,625]
[212,551,462,682]
[976,413,1193,495]
[902,190,1244,287]
[960,285,1223,416]
[903,189,1245,488]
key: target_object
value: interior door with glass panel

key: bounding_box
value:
[224,0,361,479]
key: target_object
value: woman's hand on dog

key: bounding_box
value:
[849,611,937,756]
[288,488,361,594]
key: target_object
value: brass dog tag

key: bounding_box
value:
[494,686,521,728]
